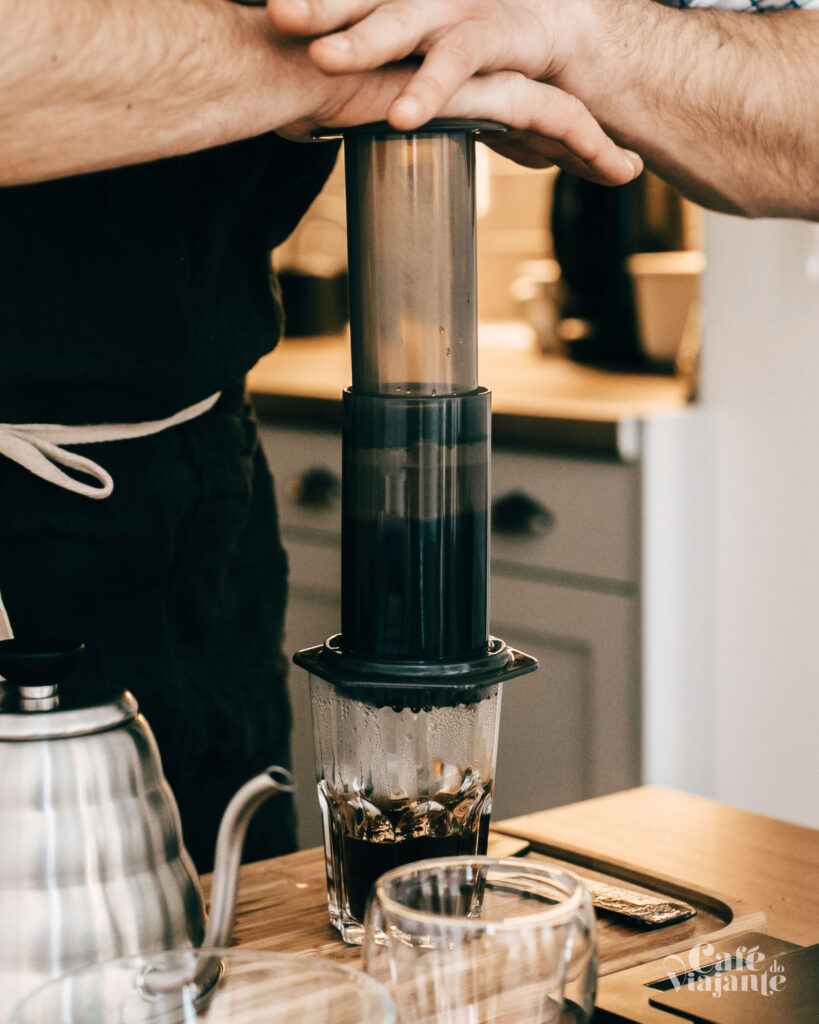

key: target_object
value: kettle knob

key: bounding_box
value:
[0,638,84,686]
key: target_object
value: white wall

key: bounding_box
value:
[700,214,819,828]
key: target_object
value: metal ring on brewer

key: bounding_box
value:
[323,634,513,681]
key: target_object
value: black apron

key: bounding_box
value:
[0,132,339,871]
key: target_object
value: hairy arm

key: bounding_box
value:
[0,0,321,183]
[570,2,819,218]
[0,0,637,187]
[269,0,819,218]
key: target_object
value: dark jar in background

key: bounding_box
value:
[551,170,686,369]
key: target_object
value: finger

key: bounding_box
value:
[309,60,417,130]
[308,0,440,74]
[490,137,619,184]
[490,131,582,170]
[268,0,379,37]
[490,133,638,186]
[388,30,485,129]
[492,138,638,185]
[486,134,558,171]
[445,73,642,187]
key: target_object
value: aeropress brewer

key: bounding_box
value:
[295,122,537,945]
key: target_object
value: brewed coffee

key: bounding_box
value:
[319,777,492,924]
[342,510,487,661]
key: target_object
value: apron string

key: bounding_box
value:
[0,391,222,641]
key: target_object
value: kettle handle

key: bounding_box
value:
[201,766,296,950]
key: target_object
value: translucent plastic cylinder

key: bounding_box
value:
[344,128,478,396]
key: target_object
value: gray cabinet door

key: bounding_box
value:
[491,576,641,822]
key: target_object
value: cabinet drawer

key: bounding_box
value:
[286,538,341,594]
[490,449,639,585]
[260,423,640,586]
[260,423,342,536]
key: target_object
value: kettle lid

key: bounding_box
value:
[0,637,84,685]
[0,638,137,740]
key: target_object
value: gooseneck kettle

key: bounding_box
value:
[0,638,294,1019]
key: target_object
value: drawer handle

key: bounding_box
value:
[492,491,556,537]
[286,466,341,509]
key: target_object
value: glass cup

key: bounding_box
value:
[363,858,597,1023]
[310,674,502,944]
[8,948,395,1024]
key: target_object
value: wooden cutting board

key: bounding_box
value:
[205,832,764,980]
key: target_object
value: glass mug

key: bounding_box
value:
[363,858,597,1023]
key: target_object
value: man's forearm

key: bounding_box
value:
[568,1,819,218]
[0,0,638,189]
[0,0,344,184]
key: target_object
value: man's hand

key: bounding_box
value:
[268,0,641,185]
[267,0,587,130]
[269,0,819,219]
[281,66,641,186]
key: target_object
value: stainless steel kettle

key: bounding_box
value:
[0,639,294,1019]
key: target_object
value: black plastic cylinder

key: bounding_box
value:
[341,388,490,662]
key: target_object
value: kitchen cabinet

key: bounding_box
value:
[257,412,705,850]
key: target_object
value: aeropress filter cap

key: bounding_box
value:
[294,634,537,709]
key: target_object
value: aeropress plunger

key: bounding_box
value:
[295,121,538,944]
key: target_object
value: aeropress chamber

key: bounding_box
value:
[295,122,537,944]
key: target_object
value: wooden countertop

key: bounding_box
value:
[207,787,818,1021]
[247,332,692,459]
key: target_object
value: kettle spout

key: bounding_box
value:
[201,765,296,949]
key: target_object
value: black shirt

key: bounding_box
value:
[0,132,338,423]
[0,132,339,869]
